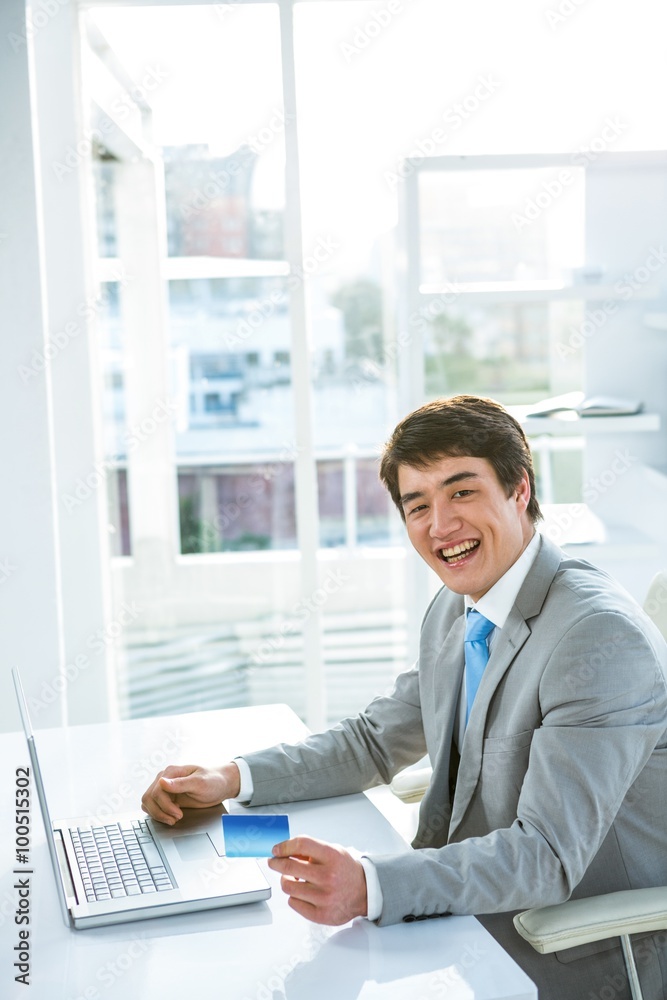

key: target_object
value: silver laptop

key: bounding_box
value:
[12,667,271,929]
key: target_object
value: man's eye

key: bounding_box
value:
[409,504,427,515]
[453,489,474,498]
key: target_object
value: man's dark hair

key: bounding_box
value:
[379,394,542,524]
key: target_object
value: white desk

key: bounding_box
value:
[0,704,536,1000]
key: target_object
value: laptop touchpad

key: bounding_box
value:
[173,833,218,861]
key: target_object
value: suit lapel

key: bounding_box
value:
[447,536,564,841]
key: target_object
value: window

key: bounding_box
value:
[80,1,667,726]
[83,1,408,725]
[7,0,665,733]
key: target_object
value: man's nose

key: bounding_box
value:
[429,502,456,538]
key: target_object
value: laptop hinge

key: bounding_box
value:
[54,829,78,910]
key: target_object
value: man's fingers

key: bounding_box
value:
[141,782,183,823]
[280,874,321,902]
[285,889,354,926]
[140,766,200,824]
[159,774,195,794]
[268,836,368,926]
[159,763,200,780]
[156,765,208,809]
[286,896,325,923]
[271,835,328,862]
[141,800,181,825]
[157,764,202,794]
[140,788,182,824]
[269,854,312,882]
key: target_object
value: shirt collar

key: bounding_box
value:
[464,531,541,629]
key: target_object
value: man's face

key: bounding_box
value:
[398,455,534,602]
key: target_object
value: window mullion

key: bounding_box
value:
[31,1,114,727]
[279,0,326,731]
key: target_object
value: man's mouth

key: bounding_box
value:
[438,540,480,564]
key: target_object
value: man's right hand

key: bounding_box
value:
[141,762,241,825]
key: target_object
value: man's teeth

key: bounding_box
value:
[440,541,479,563]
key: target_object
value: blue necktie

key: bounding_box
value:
[465,609,495,724]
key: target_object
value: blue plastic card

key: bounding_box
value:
[222,813,290,857]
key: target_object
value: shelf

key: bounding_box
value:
[96,256,290,282]
[418,281,658,305]
[512,411,660,436]
[163,257,290,280]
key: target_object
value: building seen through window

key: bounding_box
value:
[85,0,653,725]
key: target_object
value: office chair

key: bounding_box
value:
[514,570,667,1000]
[389,765,432,804]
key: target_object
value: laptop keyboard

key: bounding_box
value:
[70,819,176,903]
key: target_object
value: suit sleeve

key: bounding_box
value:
[242,662,427,807]
[370,611,667,924]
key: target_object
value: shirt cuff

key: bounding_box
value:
[359,855,383,922]
[232,757,254,802]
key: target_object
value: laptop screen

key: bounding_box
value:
[12,667,72,927]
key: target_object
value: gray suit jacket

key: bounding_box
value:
[244,536,667,999]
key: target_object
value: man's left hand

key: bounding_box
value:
[268,836,368,925]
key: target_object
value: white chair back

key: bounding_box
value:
[643,571,667,641]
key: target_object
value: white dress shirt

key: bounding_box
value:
[234,531,542,922]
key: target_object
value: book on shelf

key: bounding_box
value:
[525,392,644,419]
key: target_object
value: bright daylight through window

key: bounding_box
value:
[74,0,667,728]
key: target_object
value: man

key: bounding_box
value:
[142,395,667,999]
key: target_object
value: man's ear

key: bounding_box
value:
[515,470,531,512]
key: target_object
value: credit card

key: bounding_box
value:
[222,813,290,857]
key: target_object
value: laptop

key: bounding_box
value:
[11,667,271,929]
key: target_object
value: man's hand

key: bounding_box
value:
[268,836,368,926]
[141,762,241,825]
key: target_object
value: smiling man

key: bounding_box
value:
[142,395,667,1000]
[397,455,534,598]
